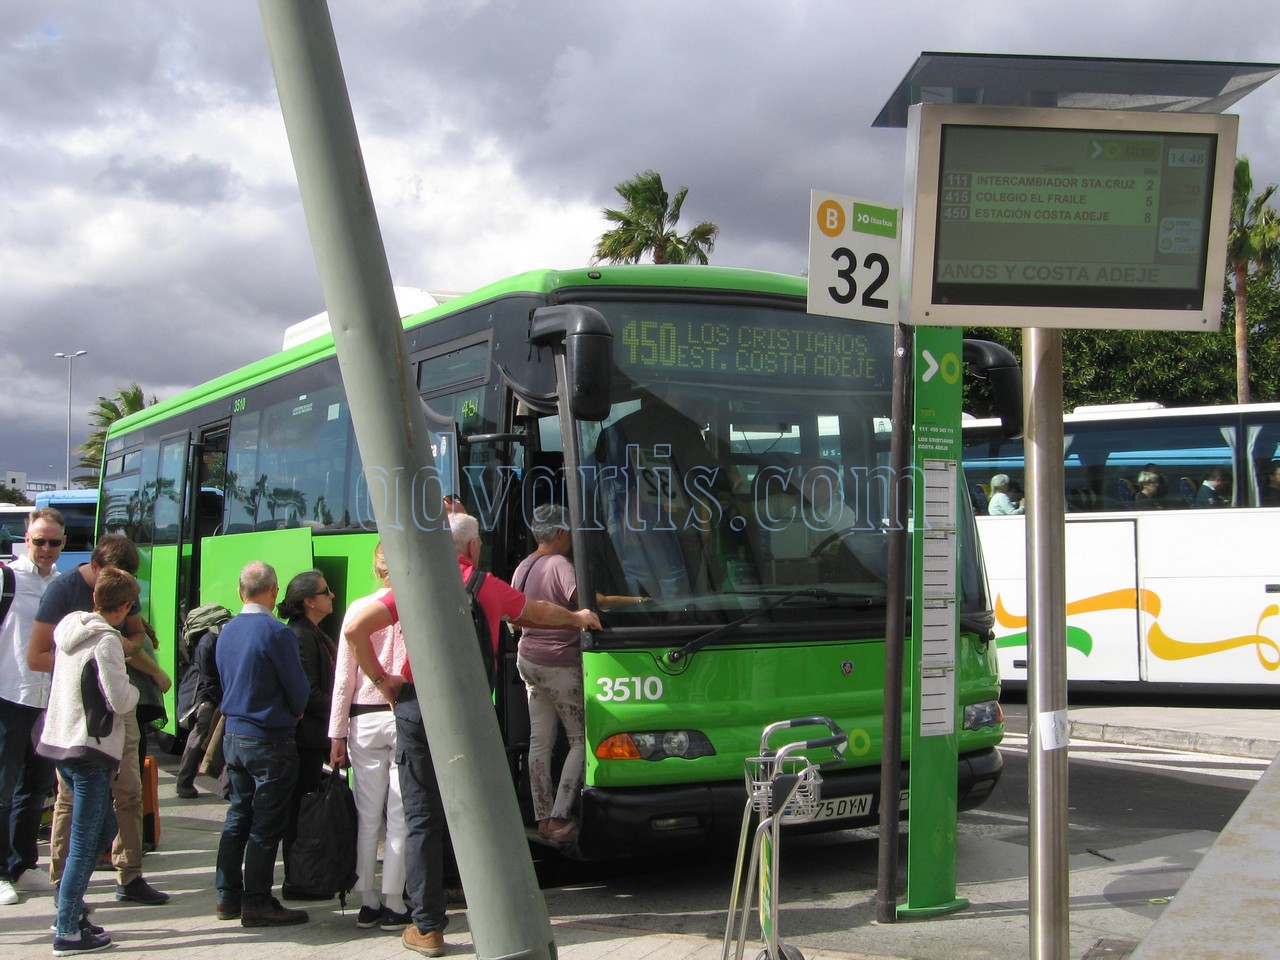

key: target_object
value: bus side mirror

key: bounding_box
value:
[963,339,1022,439]
[530,305,613,422]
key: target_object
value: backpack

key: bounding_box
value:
[0,565,14,628]
[175,604,233,726]
[467,566,497,690]
[284,766,358,905]
[81,659,113,742]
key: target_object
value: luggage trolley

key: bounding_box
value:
[722,717,847,960]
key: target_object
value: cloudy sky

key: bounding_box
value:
[3,1,1280,489]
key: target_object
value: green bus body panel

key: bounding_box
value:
[583,637,1000,790]
[142,530,381,737]
[198,528,316,613]
[146,544,180,728]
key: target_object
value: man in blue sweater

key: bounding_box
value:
[213,562,310,928]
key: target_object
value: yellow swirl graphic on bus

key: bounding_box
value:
[1146,606,1280,671]
[994,589,1280,670]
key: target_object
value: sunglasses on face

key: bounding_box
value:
[29,538,64,548]
[312,588,334,598]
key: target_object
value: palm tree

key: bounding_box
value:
[592,170,719,265]
[74,382,157,484]
[1227,156,1280,404]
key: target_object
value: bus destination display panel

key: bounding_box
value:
[934,123,1218,311]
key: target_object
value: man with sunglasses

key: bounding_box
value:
[0,508,65,906]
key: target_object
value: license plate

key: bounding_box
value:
[809,793,872,823]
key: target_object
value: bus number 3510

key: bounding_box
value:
[596,676,664,702]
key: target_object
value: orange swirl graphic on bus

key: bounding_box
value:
[994,588,1280,670]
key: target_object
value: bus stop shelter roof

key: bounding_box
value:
[873,52,1280,128]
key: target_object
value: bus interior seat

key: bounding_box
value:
[1178,476,1197,503]
[1109,476,1135,506]
[971,483,989,514]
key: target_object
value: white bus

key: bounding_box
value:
[0,503,29,560]
[962,402,1280,692]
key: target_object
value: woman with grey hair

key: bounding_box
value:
[510,504,587,843]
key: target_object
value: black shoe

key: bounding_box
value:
[379,907,412,931]
[51,929,112,955]
[215,899,241,921]
[355,904,383,929]
[241,897,308,927]
[49,912,105,936]
[114,877,169,905]
[175,784,199,800]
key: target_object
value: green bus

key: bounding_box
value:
[99,264,1007,859]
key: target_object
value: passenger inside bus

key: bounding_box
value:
[1133,470,1168,508]
[1194,467,1231,507]
[1261,462,1280,507]
[987,474,1024,515]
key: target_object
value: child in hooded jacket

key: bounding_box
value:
[38,568,140,956]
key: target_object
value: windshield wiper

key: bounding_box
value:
[665,588,882,664]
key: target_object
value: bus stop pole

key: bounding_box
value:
[256,4,554,959]
[876,321,913,923]
[1023,327,1070,960]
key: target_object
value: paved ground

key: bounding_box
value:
[0,706,1276,960]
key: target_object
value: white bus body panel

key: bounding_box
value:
[978,509,1280,686]
[978,516,1140,682]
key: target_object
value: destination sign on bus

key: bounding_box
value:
[614,311,890,388]
[905,103,1238,331]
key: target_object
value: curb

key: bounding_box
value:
[1069,721,1280,760]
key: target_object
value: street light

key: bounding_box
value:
[54,350,87,488]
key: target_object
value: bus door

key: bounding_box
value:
[174,423,229,648]
[145,431,192,678]
[147,419,227,675]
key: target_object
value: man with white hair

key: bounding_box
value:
[987,474,1024,516]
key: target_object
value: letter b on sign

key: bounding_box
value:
[817,199,846,238]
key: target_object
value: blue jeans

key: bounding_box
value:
[0,697,56,882]
[54,759,116,938]
[396,687,448,933]
[215,733,298,908]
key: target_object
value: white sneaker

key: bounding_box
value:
[14,870,54,893]
[0,879,19,905]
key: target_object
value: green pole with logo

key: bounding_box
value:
[898,324,967,918]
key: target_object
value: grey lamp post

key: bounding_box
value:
[54,350,87,487]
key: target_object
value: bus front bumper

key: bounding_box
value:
[573,746,1003,861]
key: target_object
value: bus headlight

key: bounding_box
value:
[963,700,1003,731]
[595,731,716,760]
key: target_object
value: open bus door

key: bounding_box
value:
[160,419,230,686]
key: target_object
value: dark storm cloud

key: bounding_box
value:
[95,154,239,206]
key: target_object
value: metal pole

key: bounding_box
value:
[256,4,554,959]
[876,322,912,922]
[54,350,86,488]
[1023,327,1069,960]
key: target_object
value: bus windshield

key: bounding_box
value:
[561,298,977,631]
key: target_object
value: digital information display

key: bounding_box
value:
[905,104,1238,331]
[608,305,892,390]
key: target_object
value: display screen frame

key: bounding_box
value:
[903,103,1238,331]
